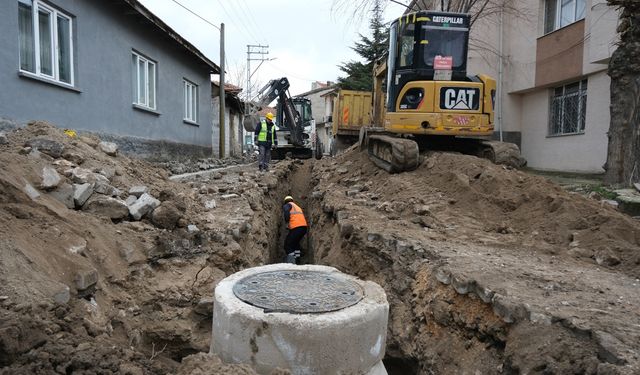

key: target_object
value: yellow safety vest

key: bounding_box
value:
[258,120,275,143]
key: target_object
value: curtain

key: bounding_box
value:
[18,2,35,72]
[57,16,71,83]
[38,9,53,76]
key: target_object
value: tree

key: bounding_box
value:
[603,0,640,186]
[335,0,388,91]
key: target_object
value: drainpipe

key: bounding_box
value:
[497,6,504,142]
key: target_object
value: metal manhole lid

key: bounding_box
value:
[232,270,364,314]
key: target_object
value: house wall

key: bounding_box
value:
[0,0,213,159]
[465,0,617,173]
[520,70,609,173]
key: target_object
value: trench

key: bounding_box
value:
[161,158,604,373]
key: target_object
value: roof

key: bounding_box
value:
[212,81,243,95]
[296,84,339,98]
[120,0,220,74]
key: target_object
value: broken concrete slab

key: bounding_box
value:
[125,195,138,206]
[204,199,217,210]
[83,196,129,220]
[93,179,119,197]
[73,183,94,208]
[98,141,118,156]
[49,183,75,209]
[614,189,640,216]
[24,138,64,158]
[23,182,40,200]
[52,285,70,304]
[194,296,214,316]
[75,269,98,290]
[40,166,61,190]
[128,193,160,220]
[129,186,149,198]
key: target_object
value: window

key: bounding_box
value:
[132,52,156,110]
[549,79,587,136]
[183,79,198,122]
[544,0,586,34]
[18,0,73,85]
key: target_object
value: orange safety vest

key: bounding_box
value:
[288,202,307,229]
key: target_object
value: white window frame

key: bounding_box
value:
[18,0,74,85]
[548,79,588,136]
[544,0,586,34]
[183,79,198,123]
[132,51,156,110]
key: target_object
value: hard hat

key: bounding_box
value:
[284,195,293,203]
[265,112,275,120]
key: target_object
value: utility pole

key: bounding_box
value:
[219,23,226,158]
[245,44,269,115]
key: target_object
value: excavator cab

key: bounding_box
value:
[382,11,495,137]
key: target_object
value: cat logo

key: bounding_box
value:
[439,87,480,110]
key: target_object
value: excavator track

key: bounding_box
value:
[366,135,420,173]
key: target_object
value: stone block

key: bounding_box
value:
[62,151,84,165]
[125,195,138,206]
[52,285,70,304]
[73,183,94,208]
[128,193,160,220]
[98,141,118,156]
[40,166,61,190]
[23,183,40,200]
[0,131,7,144]
[25,138,64,158]
[129,186,149,198]
[49,183,75,209]
[187,224,200,233]
[93,180,118,196]
[67,168,94,184]
[204,199,217,210]
[83,196,129,219]
[75,269,98,290]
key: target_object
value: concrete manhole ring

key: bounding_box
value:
[232,270,364,313]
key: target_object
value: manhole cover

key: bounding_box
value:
[232,270,364,314]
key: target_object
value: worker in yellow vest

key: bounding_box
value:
[254,112,278,172]
[282,195,308,264]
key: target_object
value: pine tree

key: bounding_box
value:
[337,0,388,91]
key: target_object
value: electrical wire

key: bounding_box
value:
[169,0,220,30]
[214,0,260,44]
[226,0,264,44]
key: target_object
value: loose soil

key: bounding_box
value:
[1,122,639,374]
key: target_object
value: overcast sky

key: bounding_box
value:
[138,0,408,97]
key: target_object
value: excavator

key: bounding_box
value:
[360,11,525,173]
[243,77,322,160]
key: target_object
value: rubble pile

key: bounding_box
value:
[0,122,291,374]
[156,153,256,176]
[302,149,640,374]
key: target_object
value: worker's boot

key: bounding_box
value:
[285,252,296,264]
[294,250,301,265]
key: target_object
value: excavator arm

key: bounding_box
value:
[255,77,303,147]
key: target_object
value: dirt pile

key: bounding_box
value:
[0,122,292,374]
[303,148,640,374]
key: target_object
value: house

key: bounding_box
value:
[296,81,337,155]
[212,81,244,158]
[0,0,220,160]
[406,0,618,173]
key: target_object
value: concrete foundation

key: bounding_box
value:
[211,264,389,375]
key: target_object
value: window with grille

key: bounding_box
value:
[18,0,74,85]
[183,79,198,123]
[132,52,156,110]
[549,79,587,136]
[544,0,586,34]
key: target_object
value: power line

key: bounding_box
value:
[237,0,268,44]
[265,61,317,82]
[214,0,259,44]
[226,0,263,44]
[169,0,219,30]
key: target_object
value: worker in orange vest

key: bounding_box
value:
[282,195,308,264]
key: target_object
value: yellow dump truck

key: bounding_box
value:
[329,90,372,155]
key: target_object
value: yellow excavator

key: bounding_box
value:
[360,11,525,173]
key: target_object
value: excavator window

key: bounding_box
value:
[398,23,415,68]
[422,26,467,69]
